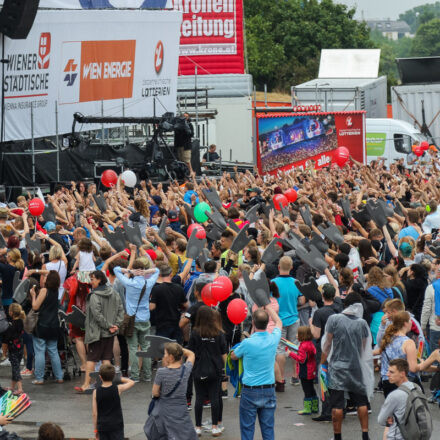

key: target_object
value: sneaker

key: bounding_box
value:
[312,414,332,422]
[187,401,192,411]
[20,369,33,378]
[20,359,24,366]
[346,407,357,416]
[129,377,140,383]
[222,389,228,399]
[212,427,222,437]
[290,377,300,386]
[275,381,285,392]
[0,359,11,367]
[195,428,202,437]
[218,424,225,433]
[203,400,211,408]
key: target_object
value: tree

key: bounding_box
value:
[244,0,373,91]
[410,18,440,57]
[399,2,440,33]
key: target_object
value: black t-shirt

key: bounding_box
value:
[150,282,187,330]
[203,151,220,162]
[188,330,228,374]
[312,298,343,344]
[184,301,205,328]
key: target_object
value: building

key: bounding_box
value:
[367,19,412,40]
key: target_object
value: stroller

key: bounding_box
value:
[44,316,80,381]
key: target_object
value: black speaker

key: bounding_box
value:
[191,139,201,176]
[0,0,40,40]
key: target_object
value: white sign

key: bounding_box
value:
[0,1,172,8]
[1,9,181,141]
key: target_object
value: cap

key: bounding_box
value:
[246,188,261,195]
[429,145,438,152]
[146,249,157,261]
[168,210,179,222]
[44,221,56,232]
[152,195,162,206]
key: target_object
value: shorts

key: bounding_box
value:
[276,320,299,355]
[329,388,369,410]
[70,325,85,339]
[87,336,114,362]
[177,146,191,163]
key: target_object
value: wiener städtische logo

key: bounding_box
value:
[154,41,164,74]
[59,40,136,104]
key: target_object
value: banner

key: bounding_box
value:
[1,9,181,141]
[256,111,366,175]
[10,1,169,7]
[173,0,244,75]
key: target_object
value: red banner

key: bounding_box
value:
[256,111,366,175]
[172,0,245,75]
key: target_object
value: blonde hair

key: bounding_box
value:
[367,266,387,289]
[8,248,24,271]
[49,245,62,261]
[9,303,25,320]
[279,256,293,272]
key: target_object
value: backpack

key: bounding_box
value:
[394,384,433,440]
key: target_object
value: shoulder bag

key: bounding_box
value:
[120,282,147,338]
[148,364,186,415]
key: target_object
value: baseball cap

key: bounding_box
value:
[146,249,157,261]
[168,210,179,222]
[152,195,162,206]
[429,145,438,152]
[246,188,261,195]
[44,221,56,232]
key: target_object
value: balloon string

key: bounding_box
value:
[232,325,237,344]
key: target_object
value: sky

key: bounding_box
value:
[336,0,436,20]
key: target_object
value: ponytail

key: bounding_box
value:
[379,311,410,352]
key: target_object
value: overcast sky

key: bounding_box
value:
[336,0,436,20]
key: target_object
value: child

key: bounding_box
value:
[92,364,134,440]
[286,326,318,415]
[3,303,25,395]
[71,238,96,283]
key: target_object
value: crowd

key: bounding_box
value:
[0,155,438,440]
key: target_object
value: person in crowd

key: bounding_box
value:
[422,200,440,233]
[231,306,282,440]
[202,144,220,163]
[70,238,96,283]
[92,364,135,440]
[76,270,124,392]
[321,292,373,440]
[144,343,197,440]
[272,256,305,390]
[0,248,25,311]
[30,271,64,385]
[37,423,65,440]
[188,306,227,436]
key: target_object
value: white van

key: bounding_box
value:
[366,118,427,164]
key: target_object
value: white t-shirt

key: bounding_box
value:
[78,251,95,271]
[46,260,67,300]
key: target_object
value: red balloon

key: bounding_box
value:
[201,284,218,307]
[334,146,350,167]
[227,298,248,325]
[101,169,118,188]
[421,141,429,151]
[187,223,205,239]
[284,188,298,203]
[212,276,233,302]
[28,198,45,217]
[273,194,288,211]
[414,146,423,157]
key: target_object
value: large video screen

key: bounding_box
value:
[258,114,338,174]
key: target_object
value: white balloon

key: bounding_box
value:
[121,170,137,187]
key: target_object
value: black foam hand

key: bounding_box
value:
[227,220,240,232]
[310,232,329,254]
[242,270,271,307]
[299,205,312,227]
[377,199,394,218]
[207,225,223,241]
[42,203,56,223]
[261,238,283,264]
[295,245,328,274]
[186,229,207,260]
[158,216,168,240]
[245,204,260,224]
[352,206,371,223]
[93,193,107,213]
[340,197,352,220]
[230,224,252,254]
[206,208,227,231]
[366,200,387,228]
[183,203,196,222]
[123,221,143,248]
[318,223,344,246]
[58,305,86,329]
[137,335,175,359]
[295,278,321,302]
[284,232,309,254]
[25,233,41,253]
[429,243,440,258]
[202,188,223,211]
[103,227,127,252]
[13,278,29,305]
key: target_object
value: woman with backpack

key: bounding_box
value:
[188,306,228,437]
[373,311,422,397]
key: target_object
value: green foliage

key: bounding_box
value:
[410,18,440,56]
[399,2,440,33]
[244,0,373,91]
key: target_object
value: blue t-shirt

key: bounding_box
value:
[272,275,302,326]
[398,225,419,241]
[233,327,281,386]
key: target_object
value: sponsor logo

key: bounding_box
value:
[317,155,331,167]
[64,59,78,87]
[59,40,136,104]
[38,33,51,69]
[346,116,352,127]
[154,41,164,74]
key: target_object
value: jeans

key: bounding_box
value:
[33,337,63,382]
[430,330,440,351]
[23,332,34,371]
[126,321,151,381]
[240,387,276,440]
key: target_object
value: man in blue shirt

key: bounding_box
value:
[397,209,420,241]
[232,306,282,440]
[272,256,305,390]
[114,250,159,383]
